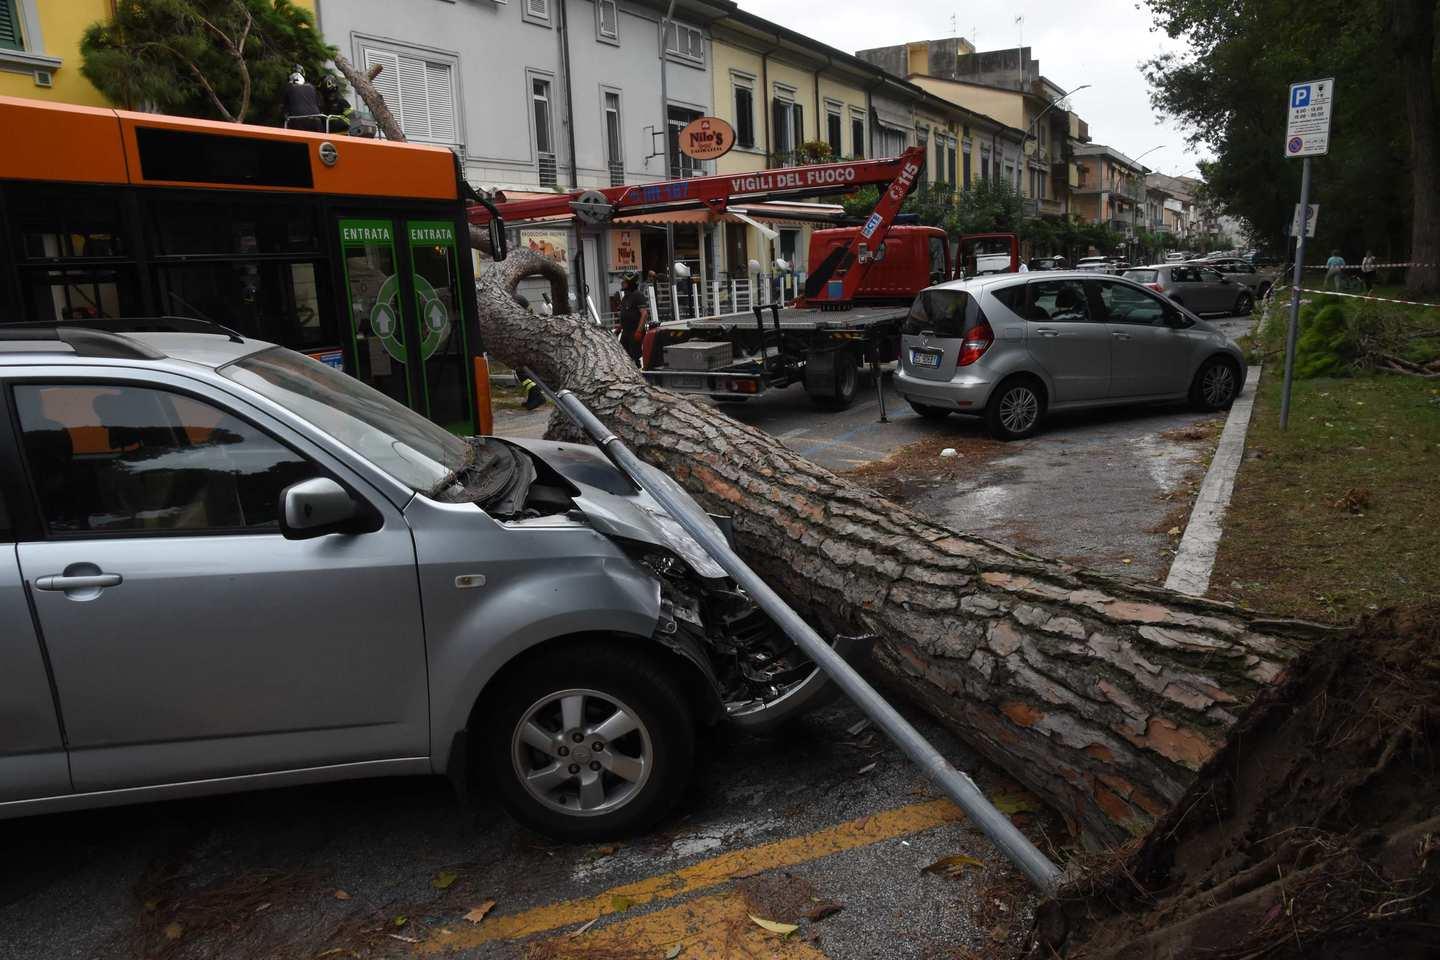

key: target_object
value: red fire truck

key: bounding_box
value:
[472,149,1017,409]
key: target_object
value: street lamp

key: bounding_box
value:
[1025,83,1091,154]
[1132,145,1165,166]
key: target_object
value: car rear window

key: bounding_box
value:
[1123,270,1158,283]
[903,289,980,338]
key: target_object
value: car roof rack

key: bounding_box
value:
[0,326,167,360]
[38,316,246,344]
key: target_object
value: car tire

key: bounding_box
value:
[984,376,1045,441]
[484,643,696,841]
[908,401,951,420]
[1234,292,1254,316]
[1189,356,1240,411]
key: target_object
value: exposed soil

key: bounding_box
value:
[1039,603,1440,958]
[840,436,1009,503]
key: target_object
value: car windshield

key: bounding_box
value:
[221,347,473,494]
[1124,269,1159,283]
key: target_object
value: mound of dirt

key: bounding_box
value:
[1042,604,1440,959]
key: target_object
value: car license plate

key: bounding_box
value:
[670,374,706,390]
[910,349,942,369]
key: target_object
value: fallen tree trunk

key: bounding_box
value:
[475,252,1337,848]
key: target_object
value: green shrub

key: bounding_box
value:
[1293,303,1352,378]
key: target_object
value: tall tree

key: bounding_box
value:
[1144,0,1436,291]
[80,0,334,126]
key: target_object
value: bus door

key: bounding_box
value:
[335,216,474,434]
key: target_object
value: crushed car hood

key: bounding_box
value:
[506,437,728,578]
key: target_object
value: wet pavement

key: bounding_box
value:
[0,701,1045,960]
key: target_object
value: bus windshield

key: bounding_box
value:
[222,347,472,493]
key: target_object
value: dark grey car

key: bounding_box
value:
[1122,263,1255,317]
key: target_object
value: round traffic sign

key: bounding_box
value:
[1287,136,1303,154]
[571,191,614,225]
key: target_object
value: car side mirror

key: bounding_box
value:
[281,477,361,540]
[1165,309,1193,329]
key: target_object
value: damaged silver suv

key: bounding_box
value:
[0,325,851,839]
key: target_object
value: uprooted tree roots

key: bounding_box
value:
[1039,604,1440,958]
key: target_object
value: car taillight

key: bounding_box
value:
[1146,283,1164,293]
[958,318,994,366]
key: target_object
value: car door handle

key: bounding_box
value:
[35,574,123,591]
[1111,331,1133,341]
[1034,328,1061,337]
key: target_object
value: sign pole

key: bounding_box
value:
[1279,157,1311,430]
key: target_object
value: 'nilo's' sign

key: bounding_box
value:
[678,117,735,161]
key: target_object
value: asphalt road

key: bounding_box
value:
[0,700,1046,960]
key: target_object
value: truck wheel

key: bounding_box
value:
[485,644,695,841]
[808,350,860,409]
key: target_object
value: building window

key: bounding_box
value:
[361,45,458,146]
[874,123,905,159]
[771,88,802,159]
[603,90,624,186]
[668,104,704,178]
[962,149,971,184]
[1,0,23,51]
[945,138,957,187]
[663,21,704,63]
[825,102,843,158]
[523,0,551,26]
[915,126,929,183]
[595,0,619,42]
[850,113,865,159]
[732,76,755,148]
[531,75,557,186]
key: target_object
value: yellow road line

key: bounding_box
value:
[419,798,963,953]
[528,891,831,960]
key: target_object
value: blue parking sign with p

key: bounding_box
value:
[1292,85,1310,108]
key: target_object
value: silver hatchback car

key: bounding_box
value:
[0,325,848,839]
[894,272,1246,440]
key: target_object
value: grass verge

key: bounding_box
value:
[1209,368,1440,622]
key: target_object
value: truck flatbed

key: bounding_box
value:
[658,304,908,335]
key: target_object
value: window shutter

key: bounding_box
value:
[363,48,403,134]
[792,103,803,149]
[599,0,617,37]
[687,26,703,59]
[771,99,787,153]
[0,0,21,51]
[735,87,753,147]
[527,0,549,18]
[424,62,456,143]
[396,56,430,140]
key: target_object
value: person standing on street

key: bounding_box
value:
[1361,251,1378,291]
[617,273,649,365]
[1324,250,1346,291]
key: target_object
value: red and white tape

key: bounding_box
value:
[1291,287,1440,308]
[1301,262,1437,270]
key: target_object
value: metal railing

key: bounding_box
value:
[607,160,625,187]
[537,152,558,188]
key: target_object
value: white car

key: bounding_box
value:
[1074,256,1115,274]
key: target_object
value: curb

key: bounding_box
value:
[1164,364,1262,597]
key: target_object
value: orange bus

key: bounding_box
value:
[0,95,497,434]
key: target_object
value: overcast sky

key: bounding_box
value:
[738,0,1211,176]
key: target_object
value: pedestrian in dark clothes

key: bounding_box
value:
[617,272,649,365]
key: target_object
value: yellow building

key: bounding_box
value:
[0,0,315,107]
[0,0,113,105]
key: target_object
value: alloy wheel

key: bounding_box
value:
[999,386,1040,434]
[511,687,653,817]
[1202,364,1236,406]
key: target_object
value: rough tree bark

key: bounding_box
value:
[475,251,1336,847]
[1390,0,1440,294]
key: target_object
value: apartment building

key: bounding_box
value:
[856,39,1087,217]
[1071,144,1147,237]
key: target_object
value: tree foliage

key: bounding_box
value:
[1143,0,1437,289]
[81,0,335,125]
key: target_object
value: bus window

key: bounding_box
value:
[23,267,136,322]
[408,221,473,434]
[339,219,411,407]
[153,261,330,347]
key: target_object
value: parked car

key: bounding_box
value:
[1074,256,1115,274]
[1163,251,1188,262]
[0,324,853,838]
[1028,256,1068,271]
[1200,258,1274,297]
[894,273,1246,440]
[1121,263,1256,316]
